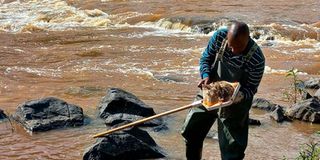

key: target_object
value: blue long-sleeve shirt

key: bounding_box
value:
[200,28,265,100]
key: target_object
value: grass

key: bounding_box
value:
[283,141,320,160]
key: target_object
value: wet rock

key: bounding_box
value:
[105,113,163,127]
[154,75,184,83]
[189,17,232,34]
[315,89,320,98]
[192,23,215,34]
[286,97,320,123]
[0,109,8,120]
[12,97,84,132]
[251,98,277,112]
[83,127,166,160]
[98,88,156,119]
[249,118,261,126]
[266,36,275,40]
[304,78,320,89]
[252,31,261,39]
[270,105,289,123]
[301,91,313,100]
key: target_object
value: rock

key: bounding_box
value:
[189,17,231,34]
[315,89,320,98]
[105,113,163,127]
[83,127,166,160]
[98,88,156,119]
[154,75,184,83]
[304,78,320,89]
[286,97,320,123]
[266,36,275,40]
[249,118,261,126]
[0,109,8,120]
[270,105,288,123]
[301,91,313,100]
[252,31,261,40]
[12,97,84,132]
[192,23,215,34]
[251,98,277,112]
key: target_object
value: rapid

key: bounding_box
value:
[0,0,319,159]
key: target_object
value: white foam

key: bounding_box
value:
[4,66,62,77]
[0,0,111,32]
[116,67,154,78]
[264,66,308,75]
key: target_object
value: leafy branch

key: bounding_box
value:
[284,68,304,104]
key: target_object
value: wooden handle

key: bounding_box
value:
[92,100,202,138]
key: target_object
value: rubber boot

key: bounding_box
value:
[186,143,203,160]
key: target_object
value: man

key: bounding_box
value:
[181,21,265,160]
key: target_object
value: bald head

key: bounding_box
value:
[227,21,250,55]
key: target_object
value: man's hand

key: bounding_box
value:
[197,77,212,88]
[233,91,244,104]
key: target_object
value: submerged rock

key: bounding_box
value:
[286,97,320,123]
[83,127,166,160]
[154,75,184,83]
[12,97,84,132]
[251,98,277,112]
[98,88,156,119]
[0,109,8,120]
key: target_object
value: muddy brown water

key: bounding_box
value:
[0,0,319,159]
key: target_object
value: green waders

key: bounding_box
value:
[181,39,258,160]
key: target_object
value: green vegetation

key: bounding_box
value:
[283,141,320,160]
[283,68,304,104]
[296,141,320,160]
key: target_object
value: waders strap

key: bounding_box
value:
[211,38,228,71]
[216,38,228,116]
[217,38,228,62]
[243,42,258,63]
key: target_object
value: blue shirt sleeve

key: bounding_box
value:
[199,28,227,79]
[239,47,265,101]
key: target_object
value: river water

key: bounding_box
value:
[0,0,319,159]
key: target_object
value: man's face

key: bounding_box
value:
[227,33,248,55]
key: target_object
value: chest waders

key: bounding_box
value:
[181,39,258,160]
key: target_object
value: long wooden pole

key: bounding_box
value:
[92,100,202,138]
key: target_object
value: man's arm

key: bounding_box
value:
[240,48,265,101]
[199,29,227,79]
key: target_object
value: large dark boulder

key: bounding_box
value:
[0,109,8,120]
[12,97,84,132]
[105,113,162,127]
[285,97,320,123]
[251,98,277,112]
[83,127,166,160]
[304,78,320,89]
[98,88,156,119]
